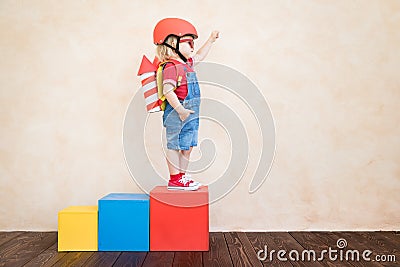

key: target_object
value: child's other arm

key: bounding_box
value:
[164,83,194,121]
[194,31,219,63]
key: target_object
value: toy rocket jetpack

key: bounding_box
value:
[137,55,162,113]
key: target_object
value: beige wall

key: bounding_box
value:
[1,0,399,231]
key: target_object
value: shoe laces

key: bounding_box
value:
[178,177,189,185]
[181,174,193,182]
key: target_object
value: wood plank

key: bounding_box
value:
[290,232,354,267]
[283,232,323,266]
[378,232,396,239]
[173,251,202,267]
[0,232,57,267]
[326,232,384,267]
[0,232,24,247]
[112,252,147,267]
[388,231,400,243]
[351,231,399,267]
[349,232,399,266]
[312,231,388,267]
[247,232,317,267]
[243,232,287,267]
[237,232,267,266]
[141,251,174,267]
[355,232,398,253]
[224,232,263,267]
[82,251,121,267]
[0,232,33,256]
[371,232,399,267]
[202,232,233,267]
[311,231,368,267]
[52,251,94,267]
[23,242,67,267]
[273,232,325,267]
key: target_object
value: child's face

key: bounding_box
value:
[178,36,194,59]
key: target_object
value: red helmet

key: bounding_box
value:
[153,18,198,45]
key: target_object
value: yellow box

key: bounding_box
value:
[58,206,98,251]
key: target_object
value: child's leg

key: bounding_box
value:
[179,146,193,173]
[166,149,181,175]
[179,147,201,186]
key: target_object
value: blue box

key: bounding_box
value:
[98,193,149,251]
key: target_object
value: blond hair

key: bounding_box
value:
[156,35,178,62]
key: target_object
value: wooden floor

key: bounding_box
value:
[0,232,398,267]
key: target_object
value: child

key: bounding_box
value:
[153,18,219,190]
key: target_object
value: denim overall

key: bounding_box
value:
[162,71,201,150]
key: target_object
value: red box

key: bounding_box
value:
[150,186,209,251]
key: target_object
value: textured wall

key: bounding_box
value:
[0,0,399,230]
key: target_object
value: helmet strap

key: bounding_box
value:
[162,37,188,62]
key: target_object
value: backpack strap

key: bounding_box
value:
[156,61,183,110]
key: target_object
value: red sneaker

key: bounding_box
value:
[168,177,199,191]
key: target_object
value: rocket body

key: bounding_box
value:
[138,56,161,112]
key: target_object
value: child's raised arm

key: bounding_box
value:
[194,31,219,63]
